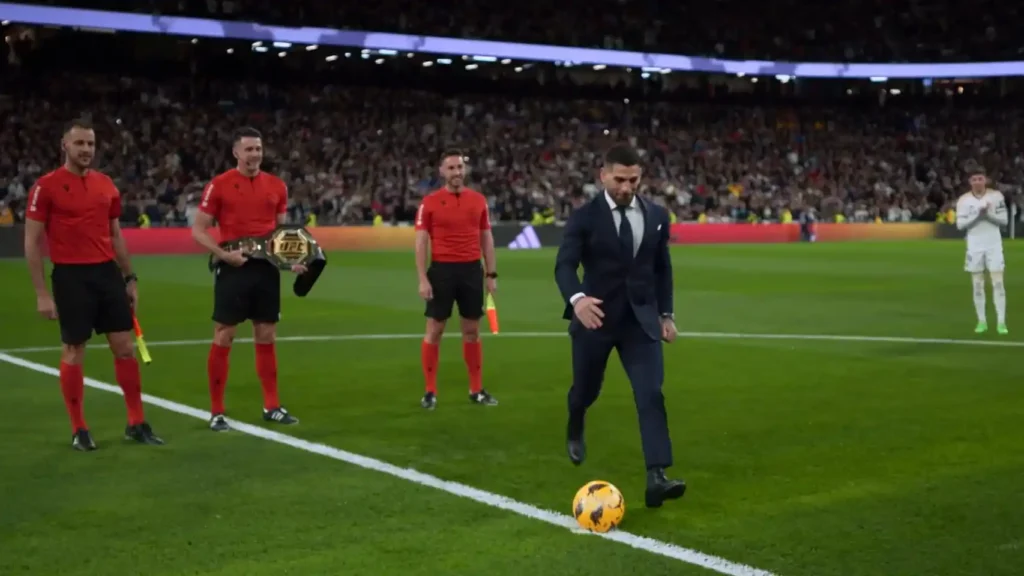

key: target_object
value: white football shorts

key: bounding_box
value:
[965,246,1005,273]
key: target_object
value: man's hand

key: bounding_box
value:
[573,297,604,330]
[221,249,249,267]
[290,264,308,275]
[661,317,677,343]
[485,277,497,294]
[37,293,57,320]
[126,281,138,310]
[418,277,433,301]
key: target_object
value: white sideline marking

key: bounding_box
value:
[0,352,776,576]
[2,330,1022,354]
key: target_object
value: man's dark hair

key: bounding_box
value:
[440,148,464,163]
[603,144,641,168]
[233,127,262,144]
[63,118,94,135]
[967,164,986,177]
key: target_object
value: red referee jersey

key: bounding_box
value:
[25,167,121,264]
[199,169,288,243]
[415,187,490,263]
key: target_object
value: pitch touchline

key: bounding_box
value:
[2,330,1022,354]
[0,352,777,576]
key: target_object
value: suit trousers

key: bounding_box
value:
[567,312,673,469]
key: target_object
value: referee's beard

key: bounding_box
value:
[238,159,262,176]
[446,178,463,192]
[65,154,93,173]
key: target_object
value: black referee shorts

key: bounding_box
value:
[51,260,134,346]
[212,259,281,326]
[425,261,484,321]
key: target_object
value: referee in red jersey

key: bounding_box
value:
[191,127,306,431]
[415,149,498,410]
[24,119,163,451]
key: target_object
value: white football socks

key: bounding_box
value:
[993,278,1007,324]
[972,275,987,323]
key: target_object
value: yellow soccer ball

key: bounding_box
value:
[572,480,625,533]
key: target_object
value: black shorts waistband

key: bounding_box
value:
[430,260,482,268]
[217,258,279,271]
[52,259,118,270]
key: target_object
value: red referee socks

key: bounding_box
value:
[421,341,439,394]
[208,343,279,413]
[114,357,146,426]
[462,341,483,394]
[421,341,482,395]
[59,362,86,431]
[254,342,280,411]
[207,343,231,415]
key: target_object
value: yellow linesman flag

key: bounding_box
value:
[133,315,152,365]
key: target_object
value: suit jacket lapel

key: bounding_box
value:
[635,195,654,255]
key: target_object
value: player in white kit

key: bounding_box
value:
[955,167,1009,334]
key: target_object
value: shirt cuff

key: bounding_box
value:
[569,292,586,306]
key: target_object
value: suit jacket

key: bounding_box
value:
[554,193,674,341]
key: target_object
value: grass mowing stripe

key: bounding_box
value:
[0,350,779,576]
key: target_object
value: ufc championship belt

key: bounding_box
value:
[209,224,328,297]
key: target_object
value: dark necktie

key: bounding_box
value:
[617,205,634,259]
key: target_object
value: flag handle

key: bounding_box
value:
[133,315,152,365]
[485,293,499,335]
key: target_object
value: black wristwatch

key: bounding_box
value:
[124,273,138,284]
[485,272,498,279]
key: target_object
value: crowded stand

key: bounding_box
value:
[1,17,1022,229]
[25,0,1024,63]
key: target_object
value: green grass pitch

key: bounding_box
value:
[1,240,1022,576]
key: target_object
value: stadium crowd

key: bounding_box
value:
[2,3,1023,230]
[2,72,1022,229]
[36,0,1024,62]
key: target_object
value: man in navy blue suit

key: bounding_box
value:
[554,144,685,509]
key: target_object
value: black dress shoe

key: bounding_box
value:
[567,438,586,465]
[566,419,585,465]
[644,467,686,508]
